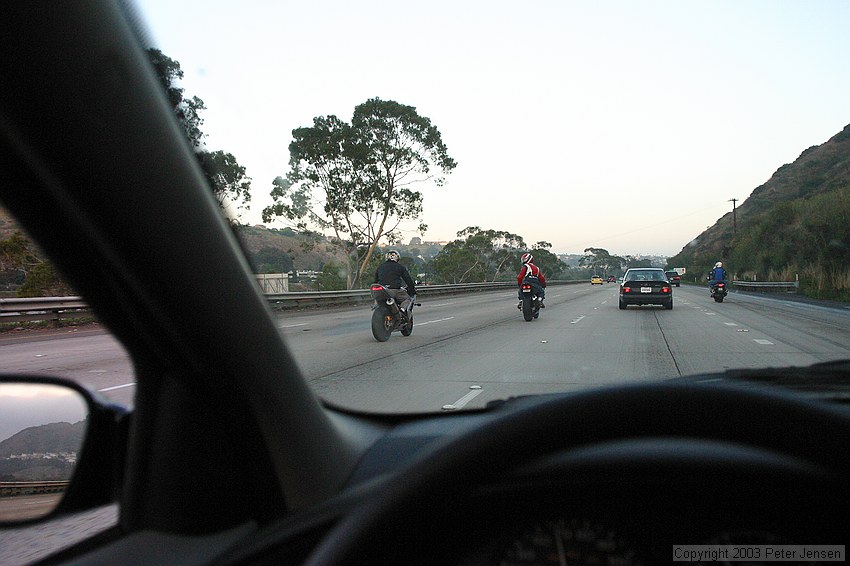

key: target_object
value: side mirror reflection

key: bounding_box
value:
[0,383,88,522]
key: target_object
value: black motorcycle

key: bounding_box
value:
[369,284,417,342]
[519,282,542,321]
[710,281,728,303]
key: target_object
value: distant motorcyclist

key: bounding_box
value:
[708,261,728,292]
[516,253,547,309]
[374,250,416,313]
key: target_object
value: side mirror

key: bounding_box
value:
[0,376,129,524]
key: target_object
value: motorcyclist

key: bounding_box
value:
[374,250,416,314]
[708,261,728,293]
[516,252,546,309]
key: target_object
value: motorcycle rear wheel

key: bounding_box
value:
[522,296,534,322]
[371,308,393,342]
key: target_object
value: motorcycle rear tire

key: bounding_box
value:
[714,295,724,303]
[371,308,393,342]
[522,296,534,322]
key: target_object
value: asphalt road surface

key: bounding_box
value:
[2,284,849,563]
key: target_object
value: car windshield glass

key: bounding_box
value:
[8,0,845,416]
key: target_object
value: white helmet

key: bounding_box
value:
[715,262,723,268]
[386,250,400,262]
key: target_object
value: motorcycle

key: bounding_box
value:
[710,281,728,303]
[519,282,542,321]
[369,284,418,342]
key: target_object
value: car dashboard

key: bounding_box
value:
[222,382,850,566]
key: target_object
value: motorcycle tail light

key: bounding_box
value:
[370,284,384,291]
[522,284,532,290]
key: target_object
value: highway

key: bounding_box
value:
[2,283,850,563]
[2,284,850,414]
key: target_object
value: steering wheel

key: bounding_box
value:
[304,382,850,565]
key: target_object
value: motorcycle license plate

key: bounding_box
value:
[640,287,652,293]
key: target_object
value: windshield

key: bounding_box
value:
[133,0,849,412]
[5,1,848,415]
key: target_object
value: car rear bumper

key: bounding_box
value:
[620,295,672,306]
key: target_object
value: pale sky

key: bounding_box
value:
[134,0,850,257]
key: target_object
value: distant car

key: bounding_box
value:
[591,275,604,285]
[606,275,616,283]
[665,271,682,287]
[619,267,673,309]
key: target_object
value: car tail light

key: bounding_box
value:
[662,286,671,293]
[622,287,631,293]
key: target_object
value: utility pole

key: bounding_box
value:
[729,198,739,235]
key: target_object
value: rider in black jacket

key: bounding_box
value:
[374,250,417,312]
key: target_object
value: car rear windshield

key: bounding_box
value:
[627,270,666,281]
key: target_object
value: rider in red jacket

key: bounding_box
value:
[517,253,546,309]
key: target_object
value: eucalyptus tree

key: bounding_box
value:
[580,247,625,275]
[145,49,252,221]
[433,227,526,283]
[263,98,456,288]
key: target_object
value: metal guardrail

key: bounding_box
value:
[0,297,89,323]
[0,480,69,497]
[1,280,585,321]
[732,280,800,292]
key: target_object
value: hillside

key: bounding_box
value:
[0,421,86,457]
[236,225,443,274]
[669,123,850,296]
[236,225,350,273]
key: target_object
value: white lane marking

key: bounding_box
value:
[570,315,585,324]
[754,339,774,345]
[425,302,455,307]
[417,316,455,326]
[724,322,738,326]
[600,300,607,304]
[279,323,308,328]
[442,387,483,410]
[99,383,136,392]
[553,294,562,297]
[88,370,107,374]
[704,312,716,316]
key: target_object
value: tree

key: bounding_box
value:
[432,227,526,283]
[529,242,566,279]
[196,150,252,217]
[580,248,625,275]
[262,98,456,288]
[1,232,73,297]
[250,246,294,274]
[317,261,347,291]
[145,49,252,221]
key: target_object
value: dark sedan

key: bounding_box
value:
[619,268,673,309]
[665,270,682,287]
